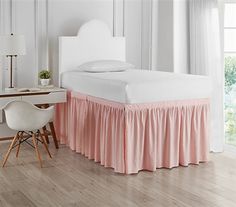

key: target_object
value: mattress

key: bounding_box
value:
[61,70,212,104]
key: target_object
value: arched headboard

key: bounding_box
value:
[59,19,126,84]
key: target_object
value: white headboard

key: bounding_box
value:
[59,19,126,84]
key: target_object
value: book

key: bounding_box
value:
[17,88,41,92]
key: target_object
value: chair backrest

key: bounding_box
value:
[3,100,54,131]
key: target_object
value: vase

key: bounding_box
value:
[40,79,50,86]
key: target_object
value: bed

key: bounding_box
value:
[55,20,211,174]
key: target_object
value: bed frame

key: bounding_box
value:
[56,20,210,174]
[58,19,126,86]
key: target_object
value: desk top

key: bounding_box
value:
[0,87,66,98]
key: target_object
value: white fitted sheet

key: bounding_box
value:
[61,70,212,104]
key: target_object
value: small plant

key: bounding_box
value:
[39,70,51,79]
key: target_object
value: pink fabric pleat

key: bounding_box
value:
[55,91,210,174]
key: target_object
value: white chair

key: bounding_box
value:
[2,100,54,167]
[38,104,59,149]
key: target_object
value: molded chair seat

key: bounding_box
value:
[2,100,54,167]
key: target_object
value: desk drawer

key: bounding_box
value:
[22,91,66,105]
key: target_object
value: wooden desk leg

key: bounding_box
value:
[49,122,59,149]
[39,130,52,158]
[42,126,49,144]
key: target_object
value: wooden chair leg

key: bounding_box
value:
[39,131,52,158]
[32,133,43,168]
[42,126,49,144]
[49,122,59,149]
[2,132,19,167]
[16,132,23,158]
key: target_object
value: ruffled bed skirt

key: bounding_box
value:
[55,91,210,174]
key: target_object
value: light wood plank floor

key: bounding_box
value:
[0,141,235,207]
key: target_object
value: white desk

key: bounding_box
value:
[0,87,66,108]
[0,87,67,147]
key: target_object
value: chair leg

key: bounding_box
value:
[42,126,49,144]
[49,122,59,149]
[16,132,23,158]
[32,133,43,168]
[39,130,52,158]
[2,132,19,167]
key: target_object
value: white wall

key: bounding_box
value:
[0,0,149,137]
[155,0,174,72]
[0,0,150,86]
[48,0,115,85]
[125,0,142,68]
[0,0,12,135]
[0,0,191,137]
[151,0,190,73]
[1,0,179,90]
[0,0,118,137]
[173,0,189,74]
[14,0,38,87]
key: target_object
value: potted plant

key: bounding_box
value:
[39,70,51,86]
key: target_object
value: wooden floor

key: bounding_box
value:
[0,141,235,207]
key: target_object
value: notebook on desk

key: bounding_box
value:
[17,88,41,92]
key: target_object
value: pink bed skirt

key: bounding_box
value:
[55,91,210,174]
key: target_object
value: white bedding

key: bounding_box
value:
[61,70,212,104]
